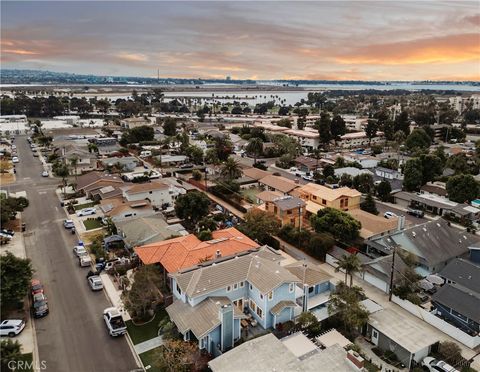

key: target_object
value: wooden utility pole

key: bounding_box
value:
[388,246,396,302]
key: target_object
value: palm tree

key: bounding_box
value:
[246,137,263,164]
[220,157,241,181]
[69,156,79,182]
[335,254,362,287]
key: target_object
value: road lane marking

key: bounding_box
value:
[38,191,47,195]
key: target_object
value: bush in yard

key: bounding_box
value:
[197,230,212,241]
[191,169,202,181]
[0,252,33,310]
[152,339,210,372]
[122,265,165,321]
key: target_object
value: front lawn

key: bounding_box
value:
[74,201,98,211]
[139,347,163,371]
[83,219,103,230]
[126,308,168,345]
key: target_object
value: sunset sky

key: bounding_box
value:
[1,1,479,81]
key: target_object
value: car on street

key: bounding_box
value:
[73,245,88,257]
[32,293,49,318]
[0,320,26,337]
[87,276,104,291]
[31,279,44,296]
[422,357,459,372]
[180,163,194,169]
[103,307,127,336]
[12,157,19,163]
[1,229,14,236]
[63,219,75,229]
[41,170,49,177]
[302,175,313,181]
[407,208,424,218]
[384,211,397,219]
[76,207,96,217]
[79,255,92,267]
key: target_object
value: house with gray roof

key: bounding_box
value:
[166,247,304,355]
[366,219,480,275]
[432,258,480,334]
[209,333,361,372]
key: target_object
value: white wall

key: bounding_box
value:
[392,295,480,349]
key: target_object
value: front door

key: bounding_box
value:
[371,328,379,346]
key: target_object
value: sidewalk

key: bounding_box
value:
[100,272,131,321]
[0,224,38,366]
[134,336,164,354]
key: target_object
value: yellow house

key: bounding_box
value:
[291,183,361,216]
[261,195,306,228]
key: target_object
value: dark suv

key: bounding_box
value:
[407,208,424,218]
[32,293,49,318]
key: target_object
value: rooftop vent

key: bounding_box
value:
[412,232,417,238]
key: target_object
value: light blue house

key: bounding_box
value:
[166,247,336,355]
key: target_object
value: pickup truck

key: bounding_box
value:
[103,307,127,337]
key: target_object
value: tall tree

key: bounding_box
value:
[328,282,369,334]
[394,110,410,135]
[446,174,479,203]
[376,180,392,202]
[364,119,378,145]
[330,115,346,140]
[246,137,263,165]
[403,158,423,191]
[174,191,210,227]
[162,117,177,136]
[405,128,431,152]
[316,112,332,147]
[69,156,79,182]
[240,209,280,243]
[335,254,363,287]
[310,207,361,243]
[360,193,378,215]
[0,252,33,308]
[220,157,242,181]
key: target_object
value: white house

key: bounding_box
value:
[374,167,403,180]
[0,115,29,135]
[123,181,184,207]
[284,129,320,152]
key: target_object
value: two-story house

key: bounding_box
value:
[432,258,480,334]
[291,183,361,216]
[122,181,179,207]
[166,247,301,355]
[261,195,306,228]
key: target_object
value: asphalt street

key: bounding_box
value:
[4,136,138,372]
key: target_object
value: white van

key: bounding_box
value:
[140,150,152,158]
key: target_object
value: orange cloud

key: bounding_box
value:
[336,33,480,65]
[115,52,148,63]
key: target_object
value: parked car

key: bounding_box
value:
[383,211,397,219]
[31,279,44,296]
[73,245,88,257]
[407,208,424,218]
[1,229,14,236]
[0,320,26,337]
[63,219,75,229]
[12,157,19,163]
[180,163,194,169]
[422,357,460,372]
[33,153,39,158]
[88,276,104,291]
[76,207,96,217]
[103,307,127,336]
[79,255,92,268]
[41,170,49,177]
[0,233,13,241]
[302,175,313,181]
[32,293,49,318]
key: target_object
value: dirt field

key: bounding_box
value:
[0,173,16,185]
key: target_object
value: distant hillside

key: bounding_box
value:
[1,69,477,86]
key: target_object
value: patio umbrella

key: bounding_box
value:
[426,274,444,285]
[418,279,434,291]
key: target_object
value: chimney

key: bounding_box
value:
[346,350,365,370]
[397,215,405,231]
[215,249,221,259]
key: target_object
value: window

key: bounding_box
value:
[233,283,238,290]
[372,330,378,339]
[240,281,244,288]
[287,210,292,215]
[260,293,264,300]
[249,283,253,290]
[268,291,273,301]
[289,283,294,293]
[226,285,231,292]
[274,206,278,214]
[322,199,326,205]
[256,306,263,318]
[176,283,182,295]
[313,195,317,200]
[249,299,256,312]
[200,336,208,349]
[344,198,348,206]
[308,286,314,293]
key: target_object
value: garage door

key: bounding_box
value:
[363,272,388,293]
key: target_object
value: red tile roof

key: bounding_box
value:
[134,227,260,273]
